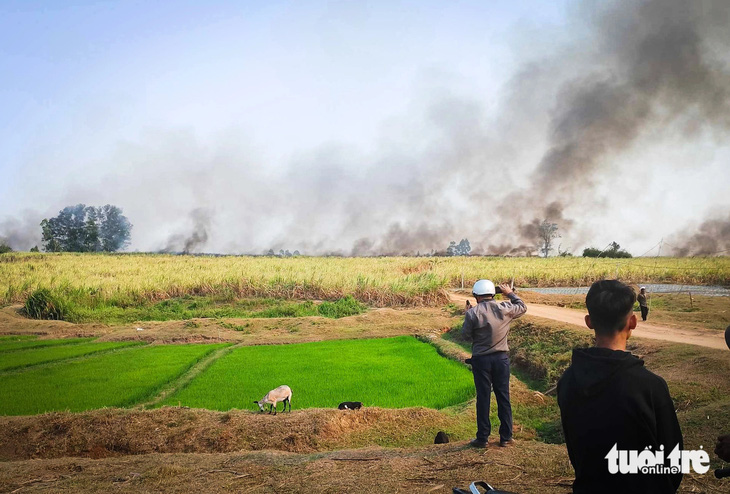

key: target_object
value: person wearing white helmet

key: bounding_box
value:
[462,279,527,448]
[637,286,649,321]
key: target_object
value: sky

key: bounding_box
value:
[1,0,729,256]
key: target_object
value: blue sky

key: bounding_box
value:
[1,0,728,255]
[1,1,564,167]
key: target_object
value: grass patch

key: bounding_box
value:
[0,341,144,372]
[443,317,592,390]
[0,335,37,341]
[0,343,227,415]
[21,292,367,324]
[0,337,93,353]
[162,336,475,410]
[23,288,70,320]
[508,319,593,388]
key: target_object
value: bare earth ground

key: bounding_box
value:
[449,292,728,350]
[1,300,729,493]
[0,305,454,344]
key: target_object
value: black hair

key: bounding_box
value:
[585,280,636,335]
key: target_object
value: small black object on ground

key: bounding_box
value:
[337,401,363,410]
[434,431,449,444]
[453,480,518,493]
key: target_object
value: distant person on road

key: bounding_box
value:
[557,280,683,493]
[637,286,649,321]
[462,280,527,448]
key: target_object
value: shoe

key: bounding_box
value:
[469,439,488,448]
[499,439,515,447]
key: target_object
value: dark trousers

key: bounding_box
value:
[640,306,649,321]
[471,352,512,443]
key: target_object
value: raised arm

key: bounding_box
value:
[498,284,527,319]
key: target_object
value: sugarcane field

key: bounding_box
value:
[2,1,730,493]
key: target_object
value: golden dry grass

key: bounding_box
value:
[2,253,728,308]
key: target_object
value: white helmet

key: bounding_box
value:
[472,279,496,296]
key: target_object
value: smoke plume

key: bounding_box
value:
[669,213,730,256]
[484,0,730,252]
[3,0,730,256]
[0,212,43,250]
[161,208,212,254]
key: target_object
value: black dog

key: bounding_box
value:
[338,401,363,410]
[434,431,450,444]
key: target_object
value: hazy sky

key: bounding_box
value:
[2,0,729,255]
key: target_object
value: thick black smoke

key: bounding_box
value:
[4,0,730,256]
[477,0,730,253]
[669,213,730,256]
[161,208,212,254]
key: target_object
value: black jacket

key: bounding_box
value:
[557,347,683,494]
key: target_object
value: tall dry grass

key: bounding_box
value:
[1,252,728,307]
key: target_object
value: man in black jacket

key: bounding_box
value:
[557,280,683,493]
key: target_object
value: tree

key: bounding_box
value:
[97,205,132,252]
[41,204,88,252]
[538,220,560,258]
[446,238,471,256]
[582,241,632,258]
[41,204,131,252]
[0,243,12,254]
[84,207,101,252]
[30,246,39,252]
[457,238,471,256]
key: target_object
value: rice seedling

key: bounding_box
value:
[0,337,93,353]
[0,341,144,372]
[0,343,227,415]
[162,336,475,411]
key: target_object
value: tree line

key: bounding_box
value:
[0,207,635,258]
[40,204,132,252]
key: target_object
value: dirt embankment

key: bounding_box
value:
[0,407,466,461]
[0,444,579,494]
[0,305,454,344]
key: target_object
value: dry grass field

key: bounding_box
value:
[2,252,728,308]
[0,253,728,493]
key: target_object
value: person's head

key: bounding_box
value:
[640,286,646,293]
[472,279,496,302]
[585,280,637,337]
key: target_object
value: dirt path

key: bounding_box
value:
[449,293,727,350]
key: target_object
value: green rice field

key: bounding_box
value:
[162,336,475,411]
[0,340,144,372]
[0,343,227,415]
[0,337,475,416]
[0,337,93,353]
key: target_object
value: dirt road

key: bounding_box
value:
[449,292,727,350]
